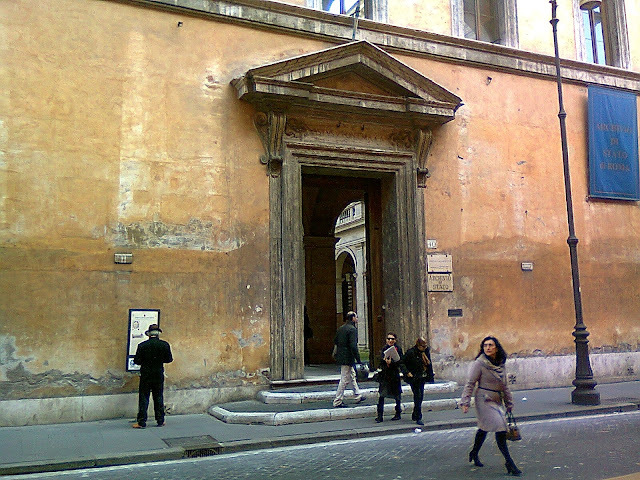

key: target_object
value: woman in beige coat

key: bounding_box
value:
[460,336,521,476]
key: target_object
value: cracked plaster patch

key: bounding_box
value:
[231,330,265,348]
[0,336,32,382]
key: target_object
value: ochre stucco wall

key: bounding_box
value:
[1,0,639,421]
[1,0,321,400]
[395,52,640,361]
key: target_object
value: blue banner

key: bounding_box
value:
[588,85,639,201]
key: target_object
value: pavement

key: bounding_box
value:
[1,380,639,477]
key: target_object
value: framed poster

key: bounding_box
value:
[126,309,160,372]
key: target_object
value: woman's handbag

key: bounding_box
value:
[506,411,522,441]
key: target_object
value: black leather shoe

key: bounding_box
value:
[375,417,383,423]
[416,419,424,426]
[391,414,401,421]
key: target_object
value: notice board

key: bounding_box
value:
[126,309,160,372]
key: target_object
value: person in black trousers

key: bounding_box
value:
[400,337,434,426]
[375,332,403,422]
[132,324,173,428]
[460,336,521,476]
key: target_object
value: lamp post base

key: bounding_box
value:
[571,385,601,405]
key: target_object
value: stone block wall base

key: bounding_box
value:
[436,351,640,390]
[0,385,262,427]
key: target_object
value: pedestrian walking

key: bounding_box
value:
[400,337,434,425]
[375,332,403,422]
[460,336,521,476]
[332,311,365,407]
[132,324,173,428]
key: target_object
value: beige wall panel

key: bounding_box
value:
[388,0,451,36]
[517,0,570,58]
[628,0,640,72]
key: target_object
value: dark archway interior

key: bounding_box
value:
[302,173,383,366]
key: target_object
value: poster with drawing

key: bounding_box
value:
[126,309,160,372]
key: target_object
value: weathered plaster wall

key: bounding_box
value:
[1,0,639,424]
[0,0,303,410]
[399,53,640,384]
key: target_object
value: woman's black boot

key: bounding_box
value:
[496,431,521,476]
[468,429,486,467]
[468,451,483,467]
[505,462,522,476]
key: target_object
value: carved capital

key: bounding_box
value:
[254,111,287,177]
[415,128,433,188]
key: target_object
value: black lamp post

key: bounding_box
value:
[549,0,600,405]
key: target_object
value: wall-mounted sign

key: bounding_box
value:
[428,273,453,292]
[588,85,639,200]
[126,309,160,372]
[427,254,452,273]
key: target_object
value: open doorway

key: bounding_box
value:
[335,201,369,359]
[302,173,385,370]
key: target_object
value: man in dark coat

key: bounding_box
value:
[332,311,365,407]
[132,324,173,428]
[400,337,434,425]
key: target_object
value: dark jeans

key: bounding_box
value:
[409,378,425,420]
[377,395,402,418]
[137,375,165,426]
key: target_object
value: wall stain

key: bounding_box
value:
[113,218,246,252]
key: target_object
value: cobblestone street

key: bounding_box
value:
[16,411,640,480]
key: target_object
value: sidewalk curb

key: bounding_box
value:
[1,402,638,476]
[0,448,184,476]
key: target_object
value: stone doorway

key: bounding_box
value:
[232,40,462,380]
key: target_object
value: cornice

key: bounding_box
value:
[118,0,640,93]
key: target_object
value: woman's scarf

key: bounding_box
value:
[479,353,506,385]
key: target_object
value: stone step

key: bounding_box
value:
[208,381,461,426]
[209,396,461,426]
[258,381,458,404]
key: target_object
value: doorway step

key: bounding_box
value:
[208,381,460,426]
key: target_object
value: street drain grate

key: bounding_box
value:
[163,435,222,457]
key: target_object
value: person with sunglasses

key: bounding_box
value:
[400,337,434,426]
[375,333,403,422]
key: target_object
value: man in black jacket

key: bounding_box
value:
[400,337,434,425]
[132,324,173,428]
[332,311,365,407]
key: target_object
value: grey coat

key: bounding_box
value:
[460,354,513,432]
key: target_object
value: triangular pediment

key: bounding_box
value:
[232,41,462,127]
